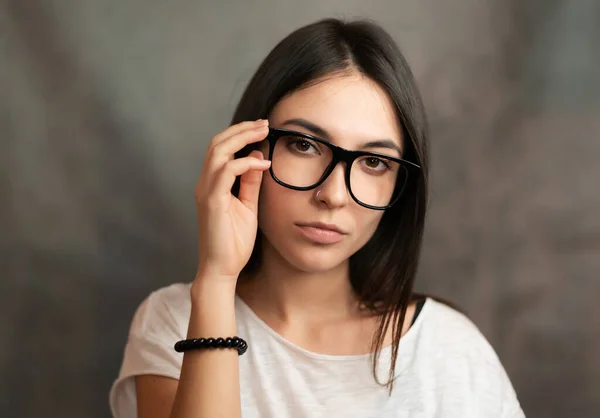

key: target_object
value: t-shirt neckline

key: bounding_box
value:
[234,294,429,362]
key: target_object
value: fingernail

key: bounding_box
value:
[256,119,269,125]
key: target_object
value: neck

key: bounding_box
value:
[237,242,360,324]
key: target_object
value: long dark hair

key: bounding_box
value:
[231,18,429,392]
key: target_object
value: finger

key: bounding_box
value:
[212,119,269,146]
[212,155,271,199]
[238,151,267,213]
[208,125,269,167]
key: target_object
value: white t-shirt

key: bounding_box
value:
[109,282,525,418]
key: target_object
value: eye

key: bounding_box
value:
[285,137,320,155]
[362,157,391,171]
[294,140,313,152]
[365,157,381,168]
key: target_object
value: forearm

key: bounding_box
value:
[170,278,241,418]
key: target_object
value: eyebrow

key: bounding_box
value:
[280,118,403,155]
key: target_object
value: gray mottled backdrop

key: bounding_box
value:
[1,1,599,417]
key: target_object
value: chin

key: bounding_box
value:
[287,250,348,273]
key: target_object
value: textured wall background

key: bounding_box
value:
[1,1,599,417]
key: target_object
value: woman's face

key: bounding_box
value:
[258,73,403,273]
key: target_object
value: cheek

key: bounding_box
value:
[349,207,385,252]
[257,172,298,228]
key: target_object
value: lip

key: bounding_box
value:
[295,222,347,245]
[297,222,347,234]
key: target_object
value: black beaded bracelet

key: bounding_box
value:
[174,336,248,356]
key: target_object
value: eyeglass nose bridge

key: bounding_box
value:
[312,144,361,193]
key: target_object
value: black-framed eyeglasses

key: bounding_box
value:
[265,128,420,210]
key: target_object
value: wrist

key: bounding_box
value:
[188,280,238,337]
[190,278,237,304]
[195,262,240,283]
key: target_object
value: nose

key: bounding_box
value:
[313,163,350,208]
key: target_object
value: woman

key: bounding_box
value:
[110,18,525,418]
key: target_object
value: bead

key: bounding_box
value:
[173,336,248,355]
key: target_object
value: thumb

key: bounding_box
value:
[238,150,267,214]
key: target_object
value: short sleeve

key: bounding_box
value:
[419,299,527,417]
[465,321,526,417]
[469,332,526,417]
[499,368,526,418]
[109,283,191,418]
[502,402,527,418]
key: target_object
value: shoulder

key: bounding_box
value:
[110,282,193,417]
[128,281,193,341]
[418,298,498,357]
[411,298,524,416]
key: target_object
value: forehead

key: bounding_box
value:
[269,74,403,149]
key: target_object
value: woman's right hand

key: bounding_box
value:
[194,119,271,285]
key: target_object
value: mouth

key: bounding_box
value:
[295,222,348,245]
[296,222,347,234]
